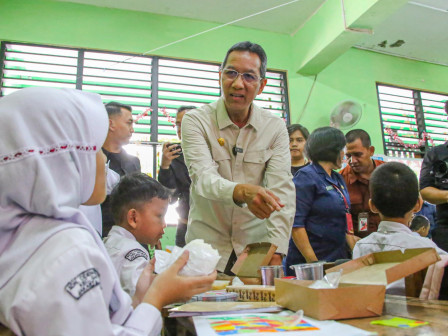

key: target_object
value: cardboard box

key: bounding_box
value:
[275,248,440,320]
[231,242,277,285]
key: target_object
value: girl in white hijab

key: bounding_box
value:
[0,87,215,335]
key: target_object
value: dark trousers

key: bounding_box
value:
[175,222,187,248]
[432,226,448,300]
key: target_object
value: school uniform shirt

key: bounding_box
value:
[104,226,150,297]
[181,97,295,271]
[0,226,161,336]
[416,201,437,238]
[353,220,447,295]
[285,163,350,275]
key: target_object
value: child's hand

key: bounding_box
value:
[143,250,217,311]
[132,258,156,308]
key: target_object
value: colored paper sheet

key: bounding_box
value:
[370,317,429,328]
[194,313,376,336]
[207,315,318,334]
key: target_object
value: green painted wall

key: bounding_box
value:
[1,0,448,154]
[288,48,448,153]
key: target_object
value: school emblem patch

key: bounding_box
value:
[125,249,148,261]
[65,268,100,300]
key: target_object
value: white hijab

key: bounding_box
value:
[0,87,108,288]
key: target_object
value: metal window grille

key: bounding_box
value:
[377,83,448,157]
[0,41,290,176]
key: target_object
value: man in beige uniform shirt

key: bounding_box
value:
[181,41,295,273]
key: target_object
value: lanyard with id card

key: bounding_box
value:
[331,183,354,235]
[358,212,369,232]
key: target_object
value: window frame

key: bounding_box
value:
[377,82,448,157]
[0,41,291,176]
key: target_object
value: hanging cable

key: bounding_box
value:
[102,0,304,72]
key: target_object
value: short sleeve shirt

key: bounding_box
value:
[340,159,385,236]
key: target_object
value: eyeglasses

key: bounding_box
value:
[222,69,262,84]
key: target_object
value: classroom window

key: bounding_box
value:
[0,41,290,177]
[377,83,448,158]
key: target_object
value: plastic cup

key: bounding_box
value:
[289,262,324,280]
[260,265,284,285]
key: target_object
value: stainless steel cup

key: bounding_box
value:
[289,262,324,280]
[260,265,284,285]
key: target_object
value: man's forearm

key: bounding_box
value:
[421,187,448,205]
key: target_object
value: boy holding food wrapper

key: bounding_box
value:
[103,173,171,296]
[104,173,220,297]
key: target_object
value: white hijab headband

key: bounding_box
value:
[0,87,108,287]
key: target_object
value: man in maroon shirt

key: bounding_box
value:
[340,129,385,240]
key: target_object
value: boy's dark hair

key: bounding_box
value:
[221,41,267,79]
[177,105,196,115]
[345,129,371,148]
[305,127,346,165]
[370,162,419,218]
[287,124,310,140]
[110,173,171,225]
[410,215,430,232]
[105,101,132,118]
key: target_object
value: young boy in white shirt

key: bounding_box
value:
[410,215,431,238]
[104,173,170,297]
[353,162,447,295]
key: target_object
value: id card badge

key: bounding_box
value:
[358,212,369,232]
[346,213,354,234]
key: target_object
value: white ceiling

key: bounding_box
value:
[52,0,326,35]
[52,0,448,66]
[355,0,448,66]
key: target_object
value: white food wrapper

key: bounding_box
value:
[308,269,343,289]
[154,239,221,276]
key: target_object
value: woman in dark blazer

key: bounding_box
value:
[285,127,352,275]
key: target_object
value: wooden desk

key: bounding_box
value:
[341,295,448,335]
[164,295,448,336]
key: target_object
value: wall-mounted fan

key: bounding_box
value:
[330,100,362,130]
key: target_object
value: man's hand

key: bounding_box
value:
[160,142,181,169]
[233,184,284,219]
[143,251,217,311]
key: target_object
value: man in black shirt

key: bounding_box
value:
[101,102,141,237]
[158,106,195,247]
[420,101,448,252]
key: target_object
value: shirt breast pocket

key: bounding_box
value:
[212,148,232,178]
[243,149,272,185]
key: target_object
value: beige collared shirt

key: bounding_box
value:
[182,97,295,271]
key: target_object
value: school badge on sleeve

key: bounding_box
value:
[125,248,148,261]
[65,268,101,300]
